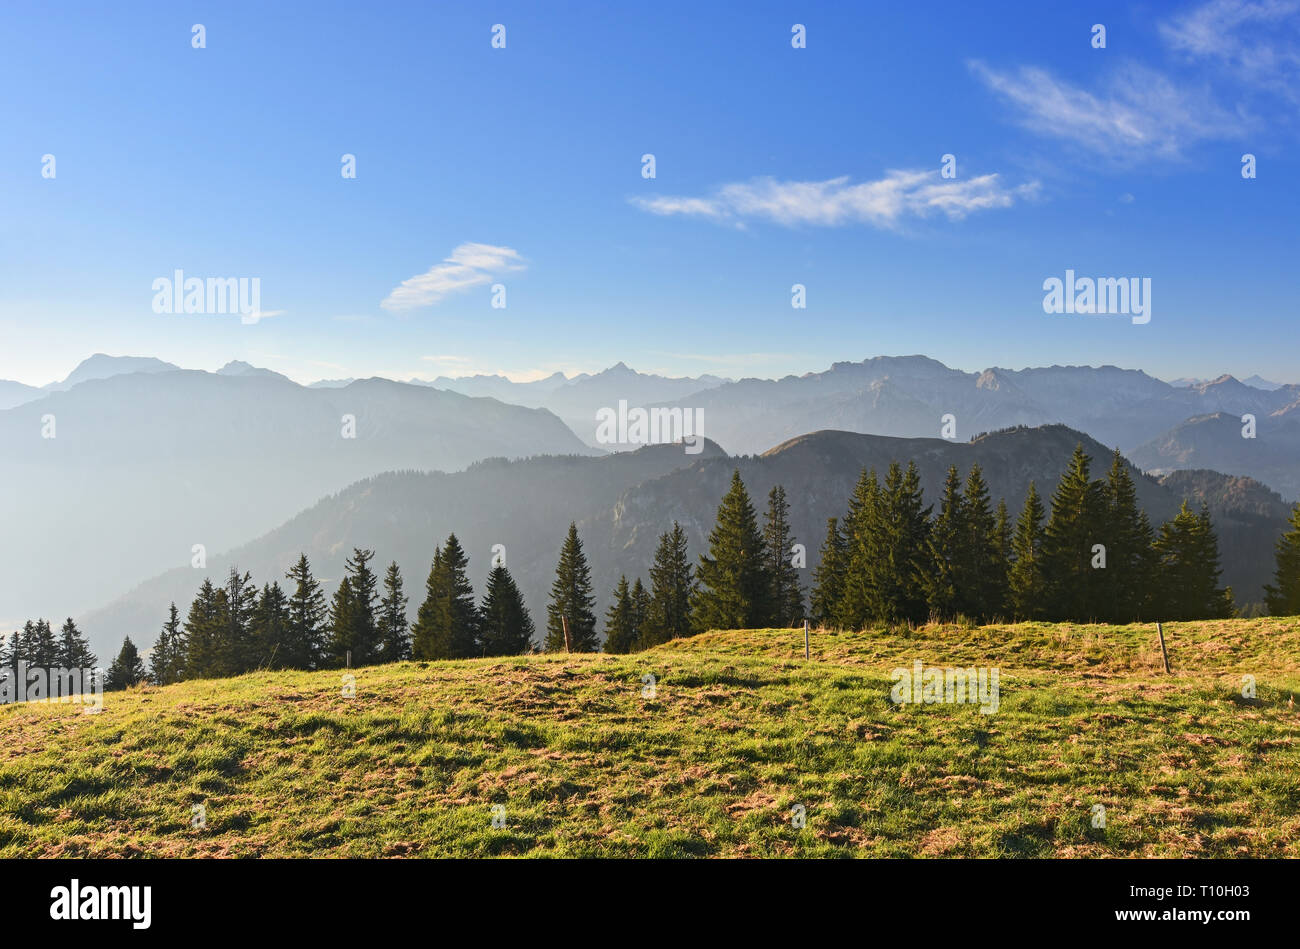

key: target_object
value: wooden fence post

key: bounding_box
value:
[562,616,572,654]
[804,619,810,660]
[1156,622,1170,673]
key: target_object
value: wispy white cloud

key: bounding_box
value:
[969,59,1244,160]
[1160,0,1300,99]
[632,170,1037,228]
[381,242,525,311]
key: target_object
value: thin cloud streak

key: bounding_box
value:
[381,242,525,311]
[632,170,1038,228]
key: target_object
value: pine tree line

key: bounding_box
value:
[806,445,1235,626]
[15,442,1296,693]
[0,618,97,676]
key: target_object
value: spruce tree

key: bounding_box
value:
[1154,502,1234,620]
[693,471,770,633]
[105,637,146,691]
[868,462,931,625]
[630,578,650,646]
[838,469,881,629]
[285,554,328,669]
[56,617,96,670]
[1040,445,1106,621]
[328,548,381,666]
[478,563,535,655]
[809,517,848,627]
[183,578,227,678]
[411,546,443,659]
[837,470,878,631]
[762,484,804,626]
[250,582,292,669]
[377,561,411,663]
[1100,449,1156,622]
[1008,482,1047,620]
[1264,502,1300,616]
[924,466,965,621]
[602,576,638,654]
[223,567,259,675]
[995,499,1012,568]
[28,620,58,668]
[545,523,599,652]
[411,536,480,659]
[151,604,181,685]
[959,464,1006,622]
[643,523,694,646]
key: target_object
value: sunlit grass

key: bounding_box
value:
[1,616,1297,857]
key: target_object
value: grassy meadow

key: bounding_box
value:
[1,617,1298,857]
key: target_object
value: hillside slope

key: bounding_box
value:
[80,424,1290,654]
[0,369,595,638]
[1,617,1297,858]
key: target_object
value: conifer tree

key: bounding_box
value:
[1264,502,1300,616]
[762,485,804,626]
[285,554,328,669]
[924,466,965,620]
[642,523,694,646]
[28,620,58,668]
[1008,482,1047,619]
[1153,502,1235,620]
[1040,445,1106,621]
[958,464,1006,621]
[693,471,771,632]
[478,563,535,655]
[1099,449,1156,622]
[183,578,228,678]
[545,523,599,651]
[809,517,848,627]
[328,548,381,666]
[105,637,146,691]
[868,462,931,625]
[328,576,356,665]
[223,567,259,675]
[602,576,638,653]
[411,536,480,659]
[151,604,181,685]
[250,582,291,669]
[377,561,411,663]
[994,499,1012,569]
[839,469,882,629]
[411,546,443,659]
[56,617,96,671]
[631,577,650,646]
[0,631,15,673]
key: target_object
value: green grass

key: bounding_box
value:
[2,617,1298,857]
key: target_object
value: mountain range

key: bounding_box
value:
[0,362,593,632]
[3,353,1296,658]
[80,424,1291,659]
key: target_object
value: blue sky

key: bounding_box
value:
[1,0,1297,386]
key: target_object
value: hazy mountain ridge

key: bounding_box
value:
[654,356,1300,463]
[1131,411,1300,501]
[0,369,597,633]
[7,355,1294,498]
[78,425,1288,658]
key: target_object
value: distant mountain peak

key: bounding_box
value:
[217,360,258,375]
[52,354,180,391]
